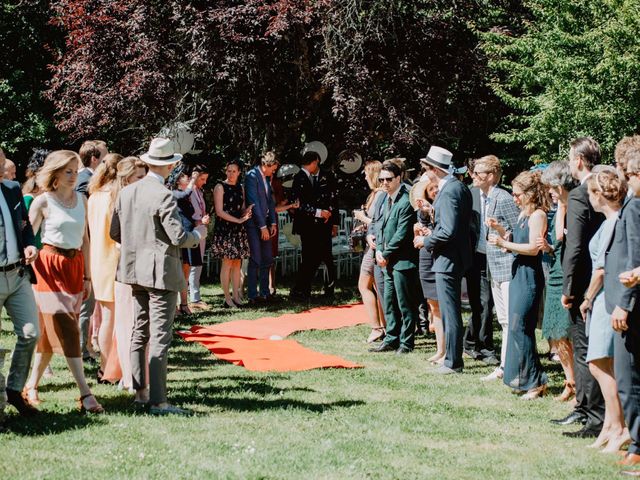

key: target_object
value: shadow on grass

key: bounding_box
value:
[2,410,106,436]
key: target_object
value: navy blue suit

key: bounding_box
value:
[605,196,640,454]
[423,176,473,370]
[245,166,277,300]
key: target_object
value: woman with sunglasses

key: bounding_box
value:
[579,167,630,452]
[488,170,549,400]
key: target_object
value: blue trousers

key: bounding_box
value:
[614,318,640,455]
[436,272,464,370]
[247,227,273,299]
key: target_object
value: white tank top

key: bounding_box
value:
[41,192,85,249]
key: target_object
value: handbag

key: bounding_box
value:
[349,216,367,253]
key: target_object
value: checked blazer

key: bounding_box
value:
[484,185,520,283]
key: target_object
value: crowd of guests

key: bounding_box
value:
[0,133,639,471]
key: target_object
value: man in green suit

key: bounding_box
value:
[369,161,420,354]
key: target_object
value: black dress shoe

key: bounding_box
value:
[562,424,602,438]
[5,389,39,417]
[395,346,413,355]
[481,355,500,366]
[368,342,398,353]
[550,411,588,426]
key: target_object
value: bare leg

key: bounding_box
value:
[220,259,234,306]
[588,358,629,450]
[97,301,115,370]
[65,356,101,410]
[232,260,244,304]
[552,338,576,401]
[427,299,444,363]
[179,264,191,314]
[25,352,53,403]
[359,271,384,342]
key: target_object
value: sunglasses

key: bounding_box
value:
[379,177,396,183]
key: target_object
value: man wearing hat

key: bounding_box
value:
[110,138,207,415]
[414,146,473,373]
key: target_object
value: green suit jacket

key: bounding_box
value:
[379,187,417,271]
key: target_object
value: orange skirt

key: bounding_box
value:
[33,245,84,357]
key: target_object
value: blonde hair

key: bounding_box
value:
[512,170,550,212]
[113,156,147,199]
[364,160,382,190]
[88,153,123,200]
[261,151,278,166]
[37,150,80,192]
[587,165,627,205]
[614,135,640,170]
[473,155,502,178]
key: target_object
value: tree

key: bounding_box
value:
[483,0,640,163]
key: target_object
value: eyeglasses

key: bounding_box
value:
[379,177,396,183]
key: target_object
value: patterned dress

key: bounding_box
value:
[210,182,250,260]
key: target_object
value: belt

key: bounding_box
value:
[43,244,80,258]
[0,262,20,273]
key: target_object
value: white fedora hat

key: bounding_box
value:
[420,146,453,172]
[140,137,183,166]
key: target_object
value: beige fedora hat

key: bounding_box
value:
[140,138,183,166]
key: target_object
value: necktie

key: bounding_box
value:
[0,204,6,264]
[311,174,317,188]
[384,196,392,221]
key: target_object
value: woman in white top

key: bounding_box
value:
[24,150,103,414]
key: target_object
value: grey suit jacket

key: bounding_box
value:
[485,186,520,283]
[75,169,92,197]
[110,176,201,292]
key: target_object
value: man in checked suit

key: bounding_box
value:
[368,160,419,354]
[414,146,473,374]
[245,151,279,304]
[606,151,640,469]
[472,155,520,381]
[555,137,605,437]
[290,150,339,300]
[110,138,206,415]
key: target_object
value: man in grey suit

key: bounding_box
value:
[606,152,640,469]
[110,138,206,415]
[414,146,473,374]
[76,139,108,364]
[0,148,40,417]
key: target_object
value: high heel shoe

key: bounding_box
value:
[22,386,41,406]
[366,327,386,343]
[78,394,105,414]
[602,430,632,453]
[521,384,548,400]
[555,380,576,402]
[222,299,237,309]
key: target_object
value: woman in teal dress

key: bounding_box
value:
[489,170,549,400]
[538,161,579,402]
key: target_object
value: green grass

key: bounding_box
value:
[0,282,622,479]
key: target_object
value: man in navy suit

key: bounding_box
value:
[290,151,339,300]
[0,148,40,416]
[414,146,473,374]
[606,151,640,469]
[245,151,279,304]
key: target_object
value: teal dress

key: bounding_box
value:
[503,216,548,392]
[23,194,42,249]
[541,213,571,340]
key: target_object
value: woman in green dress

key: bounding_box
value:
[538,161,579,402]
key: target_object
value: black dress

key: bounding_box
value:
[173,188,202,267]
[418,209,438,300]
[503,216,548,391]
[210,182,250,260]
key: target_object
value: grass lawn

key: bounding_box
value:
[0,281,623,479]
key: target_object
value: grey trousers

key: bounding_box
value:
[0,269,39,391]
[78,288,95,358]
[130,284,178,405]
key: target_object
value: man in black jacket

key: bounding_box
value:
[0,148,40,416]
[290,151,339,300]
[554,137,605,437]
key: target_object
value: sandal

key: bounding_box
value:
[22,386,42,406]
[366,327,386,343]
[78,394,105,414]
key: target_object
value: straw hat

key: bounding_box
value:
[419,146,453,173]
[409,180,430,211]
[140,138,183,166]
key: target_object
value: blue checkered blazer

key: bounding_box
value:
[484,186,520,283]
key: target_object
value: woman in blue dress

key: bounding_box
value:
[579,167,630,452]
[488,170,549,400]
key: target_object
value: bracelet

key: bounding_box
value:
[83,277,91,281]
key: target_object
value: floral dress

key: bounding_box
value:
[210,182,250,259]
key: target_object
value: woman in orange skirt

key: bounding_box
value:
[24,150,103,413]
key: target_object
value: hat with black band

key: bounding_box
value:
[141,138,183,166]
[420,146,453,173]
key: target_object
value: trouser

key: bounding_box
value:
[436,272,464,370]
[0,269,39,391]
[130,285,177,405]
[490,278,510,368]
[188,237,206,302]
[294,228,335,296]
[569,308,605,427]
[382,266,420,350]
[247,227,273,300]
[78,288,95,358]
[614,319,640,455]
[463,252,495,357]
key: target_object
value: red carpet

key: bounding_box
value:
[178,303,367,372]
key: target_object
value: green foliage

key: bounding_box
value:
[483,0,640,163]
[0,1,64,167]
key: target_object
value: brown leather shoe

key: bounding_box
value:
[6,389,39,417]
[618,453,640,466]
